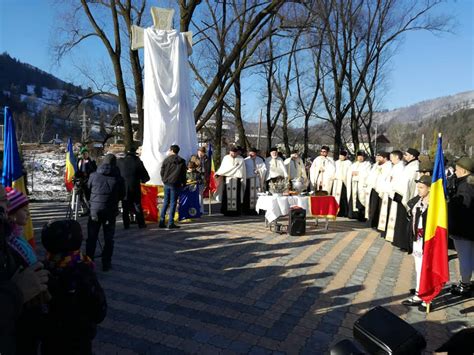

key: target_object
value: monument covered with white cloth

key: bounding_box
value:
[133,7,198,185]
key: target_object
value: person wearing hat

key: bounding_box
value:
[243,147,266,214]
[189,146,211,214]
[5,187,53,353]
[448,156,474,297]
[41,219,107,354]
[331,150,352,216]
[310,145,335,193]
[265,147,287,193]
[117,146,150,229]
[1,207,49,355]
[417,156,434,176]
[5,187,37,267]
[215,146,246,216]
[364,152,391,229]
[402,175,431,308]
[347,151,372,221]
[284,150,308,193]
[86,154,125,271]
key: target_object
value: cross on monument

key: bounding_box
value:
[131,7,193,55]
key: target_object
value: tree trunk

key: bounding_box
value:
[233,73,247,150]
[303,114,309,160]
[112,57,133,151]
[333,117,343,158]
[350,110,359,154]
[129,44,144,143]
[214,99,224,167]
[281,102,290,157]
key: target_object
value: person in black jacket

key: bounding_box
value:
[159,145,187,229]
[117,147,150,229]
[448,156,474,297]
[86,154,125,271]
[41,219,107,355]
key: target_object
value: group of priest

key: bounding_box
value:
[213,144,431,249]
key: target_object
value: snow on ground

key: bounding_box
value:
[22,146,69,201]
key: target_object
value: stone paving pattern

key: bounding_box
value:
[30,202,473,354]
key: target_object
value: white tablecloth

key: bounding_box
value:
[256,195,309,223]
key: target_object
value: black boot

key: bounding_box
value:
[451,282,471,297]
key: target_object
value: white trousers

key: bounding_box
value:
[453,238,474,283]
[412,238,424,293]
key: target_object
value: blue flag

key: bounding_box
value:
[2,107,35,247]
[178,185,202,220]
[2,107,23,187]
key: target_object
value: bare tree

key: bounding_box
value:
[307,0,449,156]
[53,0,149,150]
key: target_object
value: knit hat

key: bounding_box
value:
[41,220,83,254]
[456,156,474,173]
[415,175,432,187]
[418,159,434,173]
[6,187,29,215]
[80,147,88,154]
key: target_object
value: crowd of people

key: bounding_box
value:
[0,185,106,354]
[210,144,474,308]
[1,142,472,353]
[0,145,152,354]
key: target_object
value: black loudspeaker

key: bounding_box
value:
[289,207,306,236]
[353,306,426,355]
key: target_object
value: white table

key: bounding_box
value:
[255,195,309,223]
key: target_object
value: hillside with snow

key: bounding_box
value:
[375,91,474,125]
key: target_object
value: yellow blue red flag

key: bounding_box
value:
[203,142,217,197]
[2,107,35,248]
[65,138,76,192]
[419,134,449,303]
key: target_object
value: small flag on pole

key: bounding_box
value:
[205,142,217,196]
[65,138,76,192]
[2,107,35,248]
[418,133,449,304]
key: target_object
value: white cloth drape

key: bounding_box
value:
[141,28,198,185]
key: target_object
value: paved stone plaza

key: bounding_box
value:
[30,202,473,354]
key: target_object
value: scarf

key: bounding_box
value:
[46,250,95,271]
[8,223,37,266]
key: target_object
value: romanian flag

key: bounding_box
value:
[2,107,35,248]
[418,134,449,303]
[206,143,217,196]
[141,183,159,222]
[65,138,76,192]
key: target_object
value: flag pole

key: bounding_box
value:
[426,303,430,314]
[209,191,212,215]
